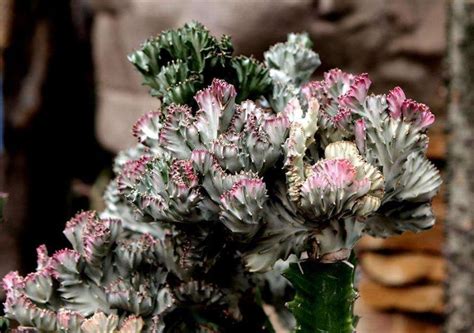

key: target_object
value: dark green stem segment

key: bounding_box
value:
[283,259,357,333]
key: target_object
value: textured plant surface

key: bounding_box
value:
[284,259,357,333]
[128,21,271,106]
[3,22,441,333]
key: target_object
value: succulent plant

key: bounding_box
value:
[128,21,271,106]
[3,23,441,333]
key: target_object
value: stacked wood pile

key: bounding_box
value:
[356,124,446,332]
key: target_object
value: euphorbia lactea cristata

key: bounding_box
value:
[2,22,440,333]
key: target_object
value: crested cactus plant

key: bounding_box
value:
[128,21,271,105]
[3,23,441,333]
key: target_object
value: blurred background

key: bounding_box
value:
[0,0,472,332]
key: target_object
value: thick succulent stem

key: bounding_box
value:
[283,258,357,333]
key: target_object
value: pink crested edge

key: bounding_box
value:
[324,68,354,88]
[282,98,302,121]
[262,113,290,144]
[82,215,110,239]
[194,79,236,111]
[220,178,266,203]
[105,277,127,294]
[171,160,199,189]
[65,211,95,232]
[306,159,356,190]
[2,271,25,293]
[139,233,156,247]
[118,232,156,251]
[23,263,53,287]
[301,68,354,101]
[132,110,162,143]
[51,248,81,262]
[140,194,165,211]
[159,104,193,144]
[386,86,406,119]
[244,112,258,134]
[82,219,112,262]
[120,315,144,329]
[262,113,290,129]
[117,155,153,192]
[386,87,435,129]
[5,293,56,317]
[191,149,225,175]
[401,99,435,129]
[50,249,81,279]
[301,81,324,100]
[57,309,85,328]
[36,244,51,269]
[338,73,371,108]
[331,107,352,129]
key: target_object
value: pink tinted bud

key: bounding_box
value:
[332,108,352,129]
[210,78,237,106]
[386,86,406,119]
[324,68,343,84]
[301,81,324,100]
[2,271,25,292]
[159,105,194,155]
[171,160,199,189]
[57,310,84,330]
[117,155,152,193]
[282,99,302,122]
[65,211,95,233]
[309,159,356,189]
[36,245,50,270]
[401,99,435,129]
[194,79,236,111]
[82,220,111,263]
[262,113,289,146]
[323,68,354,88]
[132,111,162,144]
[339,73,371,108]
[51,249,80,279]
[191,149,221,174]
[221,178,266,204]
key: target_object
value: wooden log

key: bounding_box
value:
[358,279,444,314]
[357,221,443,254]
[356,303,441,333]
[427,124,446,160]
[359,253,445,286]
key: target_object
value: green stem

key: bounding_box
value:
[283,258,357,333]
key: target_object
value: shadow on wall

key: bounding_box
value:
[1,0,111,276]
